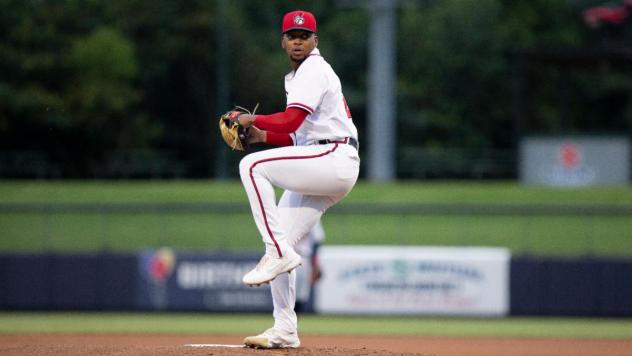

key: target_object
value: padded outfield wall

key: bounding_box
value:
[1,250,631,317]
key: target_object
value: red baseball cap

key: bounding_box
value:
[282,10,317,34]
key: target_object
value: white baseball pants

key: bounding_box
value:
[239,143,359,333]
[239,143,359,258]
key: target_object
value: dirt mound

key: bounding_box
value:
[0,345,425,356]
[1,333,631,356]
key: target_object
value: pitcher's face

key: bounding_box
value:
[282,30,318,65]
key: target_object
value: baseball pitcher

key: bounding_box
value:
[219,9,360,349]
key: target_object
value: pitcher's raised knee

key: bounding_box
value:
[239,153,257,180]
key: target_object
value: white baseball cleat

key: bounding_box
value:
[243,328,300,349]
[242,249,302,286]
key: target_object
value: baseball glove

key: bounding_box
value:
[218,104,258,151]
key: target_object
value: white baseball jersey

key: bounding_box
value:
[285,48,358,146]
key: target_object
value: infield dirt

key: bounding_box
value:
[1,333,631,356]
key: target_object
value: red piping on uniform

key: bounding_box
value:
[248,144,339,258]
[287,102,314,113]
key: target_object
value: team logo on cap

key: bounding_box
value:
[294,14,305,25]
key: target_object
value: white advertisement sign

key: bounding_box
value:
[520,136,630,186]
[314,246,510,316]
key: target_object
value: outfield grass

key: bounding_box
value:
[2,180,632,204]
[1,180,631,256]
[0,312,631,339]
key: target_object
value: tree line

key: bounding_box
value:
[1,0,630,178]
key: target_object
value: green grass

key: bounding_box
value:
[0,312,631,339]
[0,213,260,252]
[1,180,632,204]
[0,181,248,203]
[1,180,632,256]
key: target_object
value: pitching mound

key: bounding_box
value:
[1,333,631,356]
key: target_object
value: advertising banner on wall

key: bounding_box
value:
[520,136,630,186]
[136,249,272,311]
[314,246,511,316]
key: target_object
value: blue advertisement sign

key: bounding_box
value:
[137,248,272,311]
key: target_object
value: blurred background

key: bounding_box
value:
[1,0,630,180]
[1,0,632,317]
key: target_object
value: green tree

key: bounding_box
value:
[395,0,630,178]
[1,0,630,179]
[0,0,157,177]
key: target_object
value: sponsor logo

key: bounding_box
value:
[141,248,176,284]
[317,248,510,315]
[177,261,256,289]
[543,142,596,186]
[334,260,486,308]
[339,260,482,281]
[560,143,580,169]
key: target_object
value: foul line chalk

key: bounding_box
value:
[185,344,245,348]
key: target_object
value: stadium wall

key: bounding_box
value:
[1,253,631,316]
[510,257,632,316]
